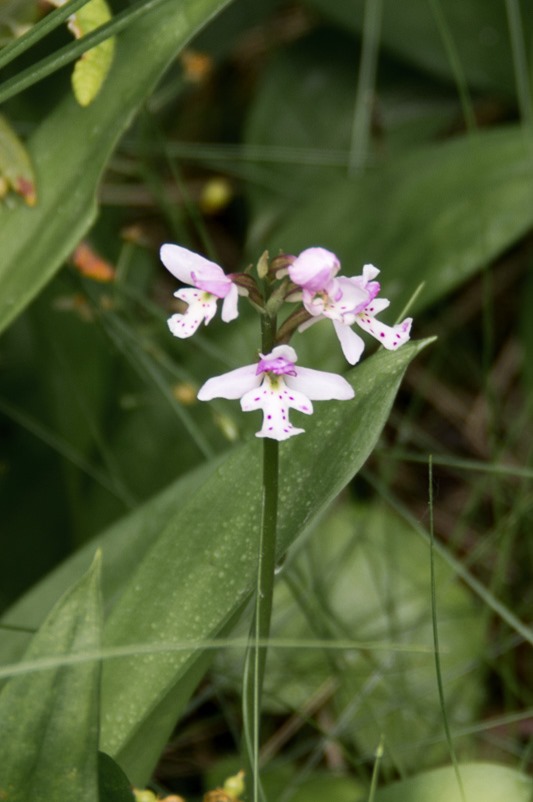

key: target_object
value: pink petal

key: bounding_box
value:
[289,247,340,292]
[333,277,374,317]
[160,243,224,287]
[193,275,231,297]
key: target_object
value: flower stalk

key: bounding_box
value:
[160,243,413,800]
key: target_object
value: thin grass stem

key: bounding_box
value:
[243,309,280,802]
[428,455,466,802]
[0,0,169,104]
[427,0,476,132]
[349,0,382,174]
[504,0,533,125]
[0,0,91,71]
[367,735,385,802]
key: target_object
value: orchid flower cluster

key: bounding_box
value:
[160,244,412,441]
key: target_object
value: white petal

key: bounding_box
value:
[286,366,354,400]
[168,290,218,337]
[198,364,259,401]
[334,277,371,313]
[167,309,206,338]
[332,320,365,365]
[362,263,380,281]
[270,344,298,363]
[160,244,222,286]
[355,313,412,350]
[221,282,239,322]
[256,426,305,441]
[365,297,390,315]
[241,379,310,441]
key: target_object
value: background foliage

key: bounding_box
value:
[0,0,532,799]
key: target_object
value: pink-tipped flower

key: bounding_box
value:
[288,247,340,292]
[291,255,412,365]
[160,243,239,338]
[198,345,354,441]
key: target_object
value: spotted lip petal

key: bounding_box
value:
[298,262,412,363]
[168,289,218,338]
[197,344,354,440]
[356,313,413,349]
[161,243,239,336]
[241,374,312,441]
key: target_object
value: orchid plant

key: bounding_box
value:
[160,244,412,439]
[160,241,413,798]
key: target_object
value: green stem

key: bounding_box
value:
[245,310,279,802]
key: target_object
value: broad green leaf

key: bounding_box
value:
[303,0,523,96]
[98,339,431,782]
[374,762,533,802]
[0,553,102,801]
[243,30,533,314]
[0,456,221,665]
[244,31,460,243]
[258,126,533,314]
[1,340,431,785]
[98,751,135,802]
[0,0,233,336]
[215,501,484,772]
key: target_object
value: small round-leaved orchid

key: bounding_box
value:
[289,253,412,365]
[198,345,354,441]
[161,243,239,338]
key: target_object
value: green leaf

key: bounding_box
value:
[374,762,533,802]
[214,500,485,772]
[0,553,103,802]
[98,339,431,782]
[0,0,233,336]
[0,456,221,666]
[1,340,431,785]
[243,36,533,313]
[303,0,521,96]
[258,126,533,313]
[98,751,135,802]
